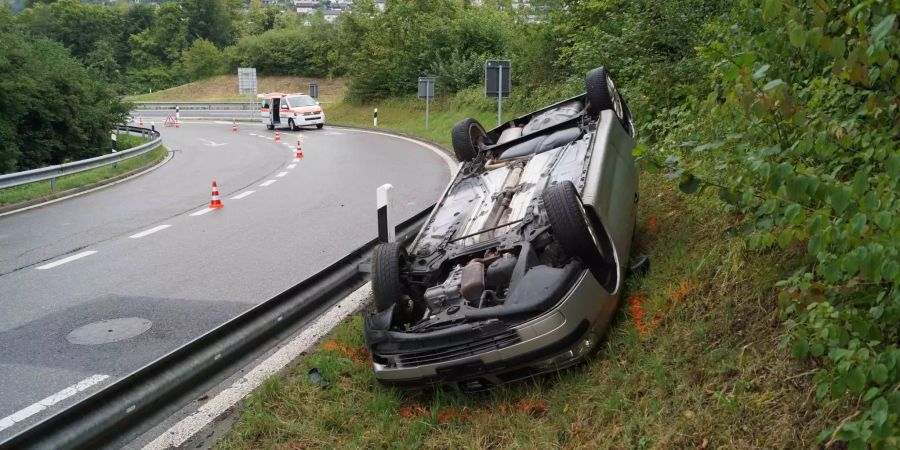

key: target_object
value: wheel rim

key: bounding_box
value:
[468,123,484,149]
[606,75,624,122]
[578,201,602,253]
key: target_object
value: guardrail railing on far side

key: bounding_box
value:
[131,101,258,111]
[0,126,162,190]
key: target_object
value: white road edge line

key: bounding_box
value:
[0,374,109,432]
[190,208,214,217]
[259,180,277,187]
[143,284,372,450]
[275,171,288,178]
[230,191,255,200]
[286,164,296,169]
[336,127,459,174]
[129,224,172,239]
[35,251,98,270]
[0,151,174,219]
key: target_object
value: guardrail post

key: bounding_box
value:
[377,184,395,243]
[50,177,57,190]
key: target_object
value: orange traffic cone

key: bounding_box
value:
[209,181,223,209]
[175,119,180,129]
[232,119,238,133]
[295,139,304,159]
[274,131,281,142]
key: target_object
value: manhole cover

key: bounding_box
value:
[67,317,152,345]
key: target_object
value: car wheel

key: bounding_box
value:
[451,118,488,162]
[266,124,274,130]
[585,67,626,127]
[316,123,324,129]
[542,180,610,272]
[288,119,298,131]
[372,242,417,323]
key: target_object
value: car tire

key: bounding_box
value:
[266,124,274,130]
[585,67,626,128]
[372,242,418,323]
[542,180,609,271]
[316,123,324,129]
[288,119,298,131]
[451,118,488,162]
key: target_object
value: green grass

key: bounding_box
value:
[217,100,843,449]
[127,75,347,104]
[0,136,167,207]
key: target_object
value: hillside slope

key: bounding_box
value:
[127,75,346,103]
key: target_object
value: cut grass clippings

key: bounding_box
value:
[218,136,843,448]
[0,136,167,208]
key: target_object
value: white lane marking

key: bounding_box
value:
[293,158,300,162]
[230,191,255,200]
[248,133,257,136]
[0,374,109,432]
[287,164,296,169]
[259,180,277,187]
[36,251,98,270]
[198,138,227,147]
[190,208,215,217]
[142,284,372,450]
[129,224,172,239]
[275,171,288,178]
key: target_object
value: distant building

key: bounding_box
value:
[323,9,343,22]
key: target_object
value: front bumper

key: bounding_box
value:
[367,269,620,388]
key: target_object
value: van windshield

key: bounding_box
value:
[286,96,316,108]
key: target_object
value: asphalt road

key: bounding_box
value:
[0,120,451,438]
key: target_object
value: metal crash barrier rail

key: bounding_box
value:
[0,206,433,450]
[0,126,162,190]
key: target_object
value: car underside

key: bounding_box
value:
[364,66,639,389]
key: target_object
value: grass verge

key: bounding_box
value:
[0,137,167,208]
[216,101,842,448]
[127,75,346,104]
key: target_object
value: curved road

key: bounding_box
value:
[0,121,451,437]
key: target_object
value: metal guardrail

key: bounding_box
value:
[131,101,258,111]
[0,126,162,190]
[0,207,433,450]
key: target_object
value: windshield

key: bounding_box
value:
[286,96,316,108]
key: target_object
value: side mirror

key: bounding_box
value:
[281,104,289,109]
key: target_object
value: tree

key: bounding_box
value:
[179,0,239,48]
[0,8,129,173]
[181,38,224,81]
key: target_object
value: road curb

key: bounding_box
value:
[0,148,173,218]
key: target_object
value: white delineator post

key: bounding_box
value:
[377,183,395,243]
[374,108,378,127]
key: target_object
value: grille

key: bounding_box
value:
[396,329,521,367]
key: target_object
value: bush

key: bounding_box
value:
[181,38,225,81]
[646,2,898,447]
[0,9,129,173]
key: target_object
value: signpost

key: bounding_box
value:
[238,68,258,110]
[417,77,435,129]
[485,60,511,127]
[308,83,319,99]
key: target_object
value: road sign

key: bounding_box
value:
[309,83,319,98]
[418,77,435,129]
[485,60,510,98]
[237,68,257,96]
[417,77,435,99]
[485,60,510,126]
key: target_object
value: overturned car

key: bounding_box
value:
[364,67,639,389]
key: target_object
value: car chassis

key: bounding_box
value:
[364,67,640,390]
